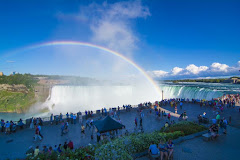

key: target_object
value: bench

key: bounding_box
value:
[149,153,160,160]
[202,133,211,141]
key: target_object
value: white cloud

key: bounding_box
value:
[151,61,240,79]
[172,67,184,75]
[186,64,208,74]
[90,1,150,55]
[152,70,169,77]
[58,1,150,55]
[210,62,229,72]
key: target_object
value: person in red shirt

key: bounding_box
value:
[34,125,42,141]
[68,140,73,150]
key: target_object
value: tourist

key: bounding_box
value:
[86,119,90,129]
[140,117,143,128]
[212,118,217,124]
[73,114,76,124]
[63,141,68,150]
[101,108,104,116]
[50,114,53,125]
[209,124,219,140]
[38,124,43,138]
[66,112,69,122]
[5,121,10,134]
[223,118,228,134]
[229,116,232,124]
[42,146,48,154]
[134,117,138,127]
[34,146,40,157]
[65,121,69,133]
[57,144,62,153]
[55,115,59,125]
[168,113,171,121]
[34,125,42,141]
[70,113,73,124]
[81,124,85,137]
[59,113,63,122]
[164,111,167,118]
[30,117,34,129]
[164,122,169,131]
[158,140,168,160]
[167,139,174,159]
[216,113,220,124]
[97,132,101,142]
[53,145,58,152]
[180,101,183,109]
[148,141,160,157]
[90,119,93,128]
[48,146,53,155]
[79,112,83,124]
[36,118,40,126]
[39,117,43,126]
[1,119,5,132]
[25,146,34,156]
[68,140,73,150]
[10,121,16,133]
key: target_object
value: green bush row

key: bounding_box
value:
[26,122,206,160]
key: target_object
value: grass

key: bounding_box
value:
[0,90,36,113]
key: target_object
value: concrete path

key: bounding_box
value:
[1,103,240,160]
[0,108,178,160]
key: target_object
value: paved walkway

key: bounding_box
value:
[0,108,178,160]
[137,126,240,160]
[1,103,240,159]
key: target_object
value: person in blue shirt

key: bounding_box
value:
[158,140,168,160]
[148,141,160,156]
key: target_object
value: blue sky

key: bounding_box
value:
[0,0,239,79]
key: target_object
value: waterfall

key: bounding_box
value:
[44,85,159,113]
[43,82,238,114]
[159,84,224,100]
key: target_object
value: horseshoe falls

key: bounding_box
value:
[43,82,240,114]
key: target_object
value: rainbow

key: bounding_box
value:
[4,41,162,98]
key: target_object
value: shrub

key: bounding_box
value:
[94,131,184,160]
[161,121,207,135]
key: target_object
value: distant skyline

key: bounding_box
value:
[0,0,239,79]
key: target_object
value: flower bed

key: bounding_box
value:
[160,121,207,135]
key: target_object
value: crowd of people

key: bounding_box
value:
[0,118,24,134]
[26,140,74,157]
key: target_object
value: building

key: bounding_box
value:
[223,77,240,84]
[0,72,3,76]
[12,71,16,75]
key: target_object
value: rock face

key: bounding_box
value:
[0,84,29,93]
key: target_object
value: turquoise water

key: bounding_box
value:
[159,82,240,100]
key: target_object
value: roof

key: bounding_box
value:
[93,116,125,133]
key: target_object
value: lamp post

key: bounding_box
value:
[162,90,163,101]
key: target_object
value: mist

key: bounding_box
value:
[7,45,160,114]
